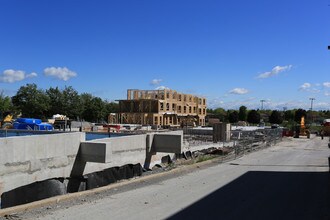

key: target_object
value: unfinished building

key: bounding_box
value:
[112,89,207,127]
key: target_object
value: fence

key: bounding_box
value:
[231,128,283,158]
[181,127,283,150]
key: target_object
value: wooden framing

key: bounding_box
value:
[113,89,207,127]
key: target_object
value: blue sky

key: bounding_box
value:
[0,0,329,110]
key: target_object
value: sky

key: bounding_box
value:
[0,0,330,110]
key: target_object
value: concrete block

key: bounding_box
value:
[80,142,111,163]
[152,133,183,154]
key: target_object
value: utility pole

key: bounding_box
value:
[309,98,315,111]
[260,100,266,110]
[309,97,315,125]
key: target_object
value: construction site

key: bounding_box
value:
[109,89,207,128]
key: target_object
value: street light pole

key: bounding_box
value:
[260,100,266,110]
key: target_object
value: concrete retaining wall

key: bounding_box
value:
[0,130,185,198]
[0,132,85,197]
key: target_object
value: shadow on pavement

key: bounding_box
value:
[169,171,330,220]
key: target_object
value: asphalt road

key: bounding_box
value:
[12,136,330,220]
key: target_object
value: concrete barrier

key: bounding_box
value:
[152,133,183,153]
[0,130,185,203]
[0,132,85,197]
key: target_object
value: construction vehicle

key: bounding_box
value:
[323,119,330,136]
[1,112,14,129]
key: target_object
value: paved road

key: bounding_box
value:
[18,136,330,220]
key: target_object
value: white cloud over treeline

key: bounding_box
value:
[44,67,77,81]
[0,69,37,83]
[299,82,330,95]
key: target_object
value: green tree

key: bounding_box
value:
[247,110,261,124]
[80,93,107,122]
[104,101,119,113]
[12,84,49,119]
[62,86,82,119]
[228,111,239,123]
[46,87,64,117]
[91,97,106,122]
[284,110,294,122]
[211,107,228,122]
[0,91,13,119]
[269,110,283,124]
[238,105,247,121]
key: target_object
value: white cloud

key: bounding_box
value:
[229,88,249,95]
[26,72,38,78]
[323,82,330,88]
[150,79,162,85]
[0,69,37,83]
[44,67,77,81]
[155,85,170,90]
[299,83,311,91]
[257,65,292,79]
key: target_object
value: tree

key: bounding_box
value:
[228,111,239,123]
[211,107,228,122]
[238,106,247,121]
[104,101,119,122]
[269,110,283,124]
[284,110,294,122]
[0,91,13,118]
[104,101,119,113]
[46,87,64,117]
[294,108,307,124]
[12,84,49,119]
[247,110,261,124]
[81,93,107,122]
[62,86,83,119]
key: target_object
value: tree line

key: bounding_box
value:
[0,84,119,123]
[207,106,330,126]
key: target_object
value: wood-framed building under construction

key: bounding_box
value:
[112,89,207,127]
